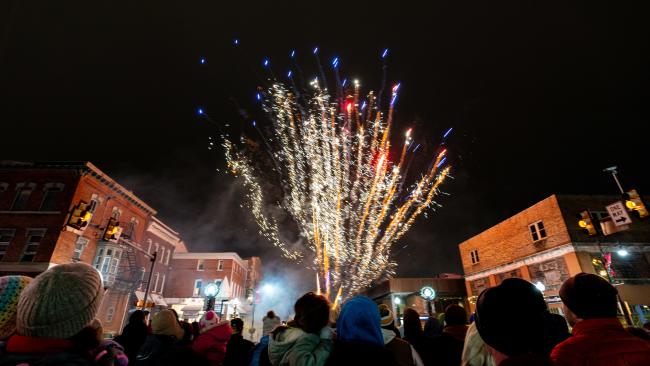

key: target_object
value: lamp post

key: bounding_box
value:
[231,298,240,319]
[204,282,221,312]
[419,286,436,316]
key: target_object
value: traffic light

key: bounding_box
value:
[624,189,648,219]
[103,218,120,241]
[577,210,597,236]
[67,201,92,229]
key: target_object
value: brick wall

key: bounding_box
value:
[458,195,572,276]
[166,257,247,299]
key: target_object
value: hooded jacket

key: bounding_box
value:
[326,296,397,366]
[381,328,424,366]
[551,318,650,366]
[263,316,282,336]
[193,321,233,366]
[267,326,332,366]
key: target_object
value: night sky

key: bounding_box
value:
[2,1,649,278]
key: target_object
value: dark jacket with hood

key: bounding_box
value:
[325,296,397,366]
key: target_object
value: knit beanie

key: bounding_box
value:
[199,310,224,334]
[378,303,394,327]
[152,310,184,339]
[475,278,549,357]
[559,272,618,319]
[0,276,32,340]
[17,263,103,339]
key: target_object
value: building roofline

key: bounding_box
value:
[173,252,248,267]
[0,161,157,215]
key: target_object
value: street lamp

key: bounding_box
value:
[419,286,436,316]
[204,282,221,312]
[231,298,240,319]
[534,281,546,293]
[617,248,629,257]
[393,296,401,305]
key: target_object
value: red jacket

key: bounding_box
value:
[192,321,232,366]
[551,318,650,366]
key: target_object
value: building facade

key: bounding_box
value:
[363,275,467,325]
[164,252,253,322]
[458,194,650,325]
[0,162,184,335]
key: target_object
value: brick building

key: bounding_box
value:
[164,252,256,322]
[363,275,467,325]
[0,161,185,335]
[458,194,650,324]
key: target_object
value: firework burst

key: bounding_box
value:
[223,66,450,299]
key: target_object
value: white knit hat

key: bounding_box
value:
[17,262,104,339]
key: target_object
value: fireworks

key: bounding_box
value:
[222,60,451,299]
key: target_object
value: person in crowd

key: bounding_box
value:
[422,317,442,338]
[114,310,149,362]
[461,322,495,366]
[89,319,129,366]
[475,277,561,365]
[551,273,650,365]
[0,276,32,344]
[402,308,434,365]
[224,318,254,366]
[248,336,270,366]
[263,311,282,336]
[379,304,401,339]
[137,309,208,366]
[192,321,201,339]
[0,263,105,365]
[267,292,332,366]
[326,296,396,366]
[179,320,195,345]
[192,310,233,366]
[378,304,423,366]
[429,304,469,365]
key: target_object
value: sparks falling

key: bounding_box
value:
[223,79,451,299]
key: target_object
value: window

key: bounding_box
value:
[94,246,122,286]
[40,183,64,211]
[21,229,46,262]
[197,259,205,271]
[159,274,166,294]
[0,228,16,261]
[94,248,104,268]
[11,183,36,211]
[106,307,114,322]
[147,239,152,254]
[159,247,165,263]
[470,249,480,265]
[111,207,121,220]
[165,249,171,265]
[193,280,203,296]
[73,236,89,260]
[88,195,99,213]
[217,260,224,271]
[153,272,160,293]
[154,243,159,256]
[529,221,547,242]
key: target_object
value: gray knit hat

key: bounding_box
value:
[17,262,104,339]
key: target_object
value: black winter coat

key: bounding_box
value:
[325,340,398,366]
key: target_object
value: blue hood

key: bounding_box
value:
[336,296,384,347]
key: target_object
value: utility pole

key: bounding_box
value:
[601,166,634,325]
[603,166,625,194]
[141,251,157,310]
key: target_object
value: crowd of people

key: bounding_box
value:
[0,262,649,365]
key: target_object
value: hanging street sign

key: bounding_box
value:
[606,201,632,227]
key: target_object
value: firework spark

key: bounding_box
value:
[223,76,450,299]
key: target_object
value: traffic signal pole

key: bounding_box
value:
[141,251,157,310]
[601,166,634,325]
